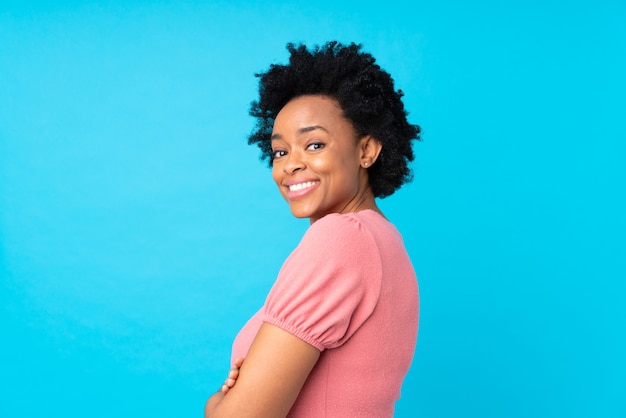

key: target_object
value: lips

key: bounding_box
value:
[284,180,320,199]
[288,181,317,192]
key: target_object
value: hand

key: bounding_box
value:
[220,358,244,394]
[205,358,245,417]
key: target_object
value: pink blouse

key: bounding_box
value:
[232,210,419,417]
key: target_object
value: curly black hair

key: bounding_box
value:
[248,41,421,198]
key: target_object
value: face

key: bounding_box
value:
[270,95,379,223]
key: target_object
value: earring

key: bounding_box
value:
[363,161,369,167]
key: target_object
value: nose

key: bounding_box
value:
[282,150,305,174]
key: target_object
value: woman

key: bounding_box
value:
[205,41,421,417]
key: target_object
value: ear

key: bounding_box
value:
[358,135,383,168]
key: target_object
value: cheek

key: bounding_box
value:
[307,156,333,173]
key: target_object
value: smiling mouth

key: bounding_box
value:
[288,181,318,192]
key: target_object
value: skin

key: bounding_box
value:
[204,324,320,418]
[219,357,244,394]
[271,95,383,224]
[204,94,383,417]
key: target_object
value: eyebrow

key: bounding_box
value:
[271,125,329,140]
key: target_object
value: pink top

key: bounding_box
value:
[232,210,419,417]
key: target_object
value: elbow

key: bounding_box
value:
[204,391,225,418]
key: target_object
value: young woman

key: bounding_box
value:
[205,41,421,417]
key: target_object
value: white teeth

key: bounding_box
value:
[289,181,316,192]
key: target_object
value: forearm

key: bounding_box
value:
[203,325,319,417]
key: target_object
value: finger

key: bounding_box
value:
[233,358,245,368]
[228,369,239,379]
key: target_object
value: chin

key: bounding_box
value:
[289,209,313,219]
[288,204,318,220]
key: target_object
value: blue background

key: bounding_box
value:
[1,1,624,417]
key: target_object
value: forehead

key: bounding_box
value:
[272,95,354,135]
[275,95,344,124]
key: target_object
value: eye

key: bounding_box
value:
[272,149,287,160]
[306,142,325,151]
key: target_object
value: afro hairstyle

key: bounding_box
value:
[248,41,421,198]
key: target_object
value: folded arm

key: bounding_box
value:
[205,322,320,418]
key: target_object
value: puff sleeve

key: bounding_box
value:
[262,213,383,351]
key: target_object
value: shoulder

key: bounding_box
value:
[303,210,397,251]
[303,211,378,246]
[284,212,380,274]
[264,212,386,350]
[308,211,363,232]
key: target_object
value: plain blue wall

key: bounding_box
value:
[1,1,624,417]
